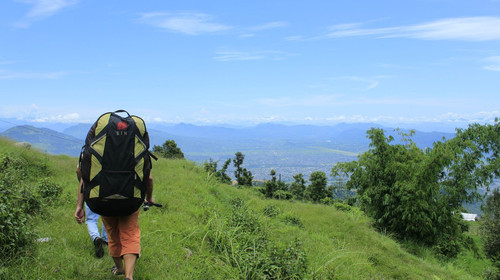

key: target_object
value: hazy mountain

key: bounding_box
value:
[63,123,93,140]
[0,122,456,181]
[0,118,80,133]
[0,125,82,155]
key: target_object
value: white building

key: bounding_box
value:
[461,213,478,221]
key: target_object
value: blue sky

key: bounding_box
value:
[1,0,499,129]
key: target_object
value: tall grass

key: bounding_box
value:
[0,138,493,279]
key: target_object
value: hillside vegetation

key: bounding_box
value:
[0,138,492,279]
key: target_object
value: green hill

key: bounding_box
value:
[0,138,491,279]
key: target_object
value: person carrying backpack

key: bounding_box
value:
[76,161,108,258]
[74,110,156,280]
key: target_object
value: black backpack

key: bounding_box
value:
[80,110,154,216]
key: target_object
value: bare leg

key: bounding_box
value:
[112,257,124,274]
[123,253,138,280]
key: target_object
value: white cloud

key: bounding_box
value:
[214,50,296,61]
[214,51,265,61]
[138,12,231,35]
[32,113,81,123]
[326,17,500,41]
[0,69,67,80]
[322,111,500,125]
[483,56,500,71]
[14,0,78,27]
[239,33,255,38]
[249,21,288,31]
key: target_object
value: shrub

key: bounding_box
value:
[320,197,334,205]
[37,178,62,205]
[480,189,500,277]
[273,190,292,200]
[263,204,281,218]
[265,239,308,279]
[0,154,40,259]
[281,214,304,229]
[333,202,352,212]
[205,198,308,279]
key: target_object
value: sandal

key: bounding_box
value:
[111,266,125,276]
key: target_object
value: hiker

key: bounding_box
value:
[76,160,108,258]
[74,110,156,280]
[75,177,154,279]
[99,174,154,278]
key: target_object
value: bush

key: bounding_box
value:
[333,202,352,212]
[0,154,40,258]
[265,239,308,279]
[480,189,500,276]
[205,198,308,279]
[320,197,334,205]
[37,178,62,205]
[272,190,292,200]
[281,214,304,229]
[263,204,281,218]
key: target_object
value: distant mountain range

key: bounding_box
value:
[0,125,83,156]
[0,121,455,180]
[2,120,496,213]
[0,121,456,156]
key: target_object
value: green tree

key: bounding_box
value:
[153,139,184,159]
[306,171,328,202]
[332,120,499,257]
[289,173,306,200]
[264,169,287,198]
[480,189,500,272]
[233,152,253,186]
[204,158,232,184]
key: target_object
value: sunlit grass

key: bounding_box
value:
[0,138,492,279]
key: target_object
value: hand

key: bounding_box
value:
[74,206,85,224]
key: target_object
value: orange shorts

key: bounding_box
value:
[102,210,141,258]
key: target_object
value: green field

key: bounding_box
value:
[0,138,494,279]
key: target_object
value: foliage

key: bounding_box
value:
[281,214,304,228]
[262,204,281,218]
[306,171,329,202]
[203,158,231,184]
[153,139,185,159]
[233,152,253,186]
[36,178,62,205]
[289,173,306,200]
[273,190,293,200]
[205,198,308,279]
[480,188,500,276]
[0,138,491,279]
[332,120,499,257]
[264,169,287,198]
[0,154,41,259]
[333,202,353,212]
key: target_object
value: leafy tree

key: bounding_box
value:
[480,189,500,271]
[264,169,287,198]
[332,120,499,257]
[233,152,253,186]
[153,139,184,159]
[204,158,232,184]
[306,171,328,202]
[289,173,306,200]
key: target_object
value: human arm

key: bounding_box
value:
[74,178,85,224]
[145,174,154,204]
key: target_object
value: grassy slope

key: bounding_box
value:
[0,139,486,279]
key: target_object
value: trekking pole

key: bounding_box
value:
[143,200,163,211]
